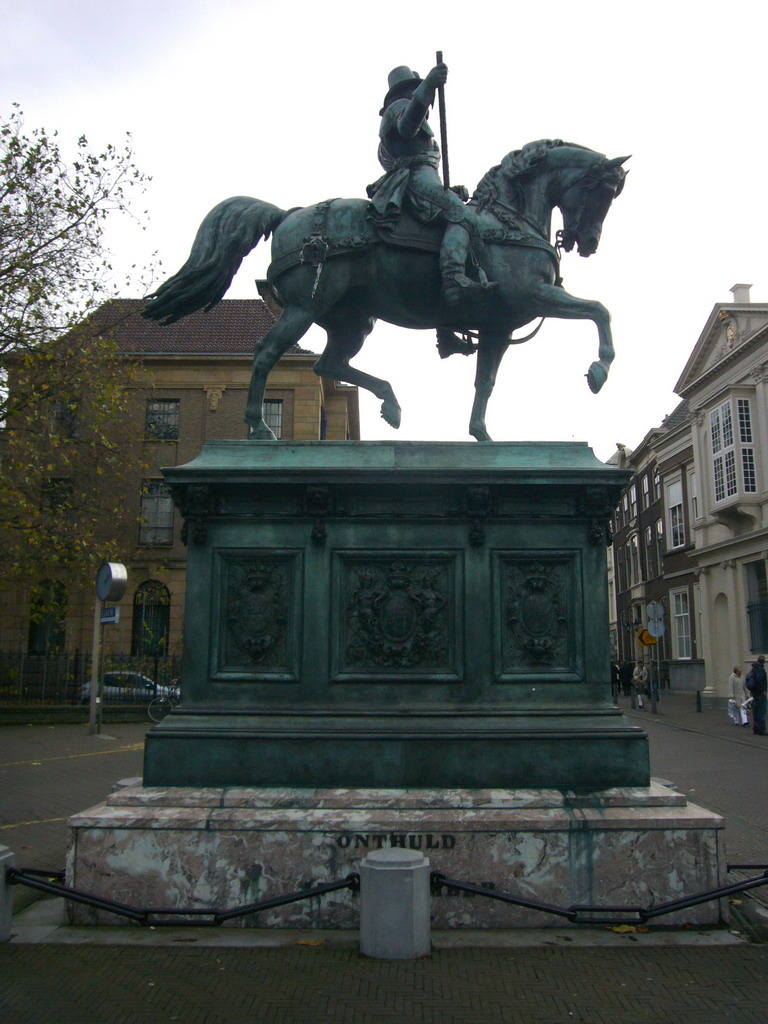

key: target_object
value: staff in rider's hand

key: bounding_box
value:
[435,49,450,189]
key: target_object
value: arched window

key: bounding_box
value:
[131,581,170,656]
[28,580,67,654]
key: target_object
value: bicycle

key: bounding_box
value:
[147,682,180,722]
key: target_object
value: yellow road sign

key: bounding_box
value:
[636,628,657,646]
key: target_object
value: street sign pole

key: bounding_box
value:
[90,562,128,736]
[89,598,103,736]
[651,665,658,715]
[646,602,665,717]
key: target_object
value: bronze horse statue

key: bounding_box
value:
[144,139,628,441]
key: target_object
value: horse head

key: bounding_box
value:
[473,142,628,259]
[556,153,629,258]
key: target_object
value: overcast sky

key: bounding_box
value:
[2,0,766,460]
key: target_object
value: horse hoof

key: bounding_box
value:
[586,361,608,394]
[247,423,278,440]
[470,424,493,442]
[381,400,401,429]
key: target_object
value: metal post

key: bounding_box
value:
[0,846,14,942]
[696,690,702,713]
[89,598,103,735]
[650,653,658,714]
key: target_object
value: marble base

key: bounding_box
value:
[67,785,727,929]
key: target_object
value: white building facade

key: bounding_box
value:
[675,285,768,696]
[609,285,768,701]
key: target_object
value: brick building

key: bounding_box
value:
[0,296,359,661]
[608,402,701,689]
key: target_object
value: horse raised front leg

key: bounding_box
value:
[469,334,509,441]
[246,306,315,437]
[532,284,614,393]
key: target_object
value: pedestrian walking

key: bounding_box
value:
[611,661,620,703]
[619,660,634,697]
[727,665,749,726]
[632,659,648,709]
[746,654,767,735]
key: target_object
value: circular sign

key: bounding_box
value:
[647,619,666,638]
[647,601,664,622]
[95,562,128,602]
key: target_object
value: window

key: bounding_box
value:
[42,477,73,514]
[628,534,640,586]
[746,561,768,653]
[694,585,702,657]
[711,397,757,502]
[139,480,174,545]
[629,484,638,519]
[622,493,629,525]
[739,399,757,492]
[688,470,698,522]
[671,589,692,659]
[653,467,661,501]
[52,400,79,438]
[617,546,626,592]
[131,581,170,656]
[145,399,180,440]
[644,524,654,578]
[642,473,650,507]
[263,399,283,439]
[655,519,665,568]
[28,580,67,654]
[665,480,685,548]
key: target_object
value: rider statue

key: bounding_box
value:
[368,61,496,308]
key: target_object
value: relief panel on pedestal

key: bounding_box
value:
[332,553,462,681]
[212,551,302,681]
[494,553,582,682]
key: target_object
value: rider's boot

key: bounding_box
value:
[436,329,477,358]
[440,224,497,307]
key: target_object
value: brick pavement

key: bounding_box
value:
[0,721,147,910]
[2,943,768,1024]
[2,700,768,1023]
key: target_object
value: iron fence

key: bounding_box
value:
[6,864,767,930]
[7,867,360,926]
[0,651,182,706]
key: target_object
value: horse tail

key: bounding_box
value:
[143,197,290,325]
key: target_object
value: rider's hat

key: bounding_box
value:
[380,66,422,114]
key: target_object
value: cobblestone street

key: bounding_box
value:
[2,694,768,1023]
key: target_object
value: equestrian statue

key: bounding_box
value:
[143,60,629,441]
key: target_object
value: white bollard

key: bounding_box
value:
[0,846,15,942]
[359,847,431,959]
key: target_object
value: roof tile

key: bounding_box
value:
[89,299,313,356]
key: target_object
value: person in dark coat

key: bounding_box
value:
[747,654,767,735]
[610,662,620,701]
[619,661,634,697]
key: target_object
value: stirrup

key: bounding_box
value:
[436,329,477,359]
[442,273,497,307]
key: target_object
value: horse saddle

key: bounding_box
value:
[372,207,442,254]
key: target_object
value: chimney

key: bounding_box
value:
[730,283,752,304]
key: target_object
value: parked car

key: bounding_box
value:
[78,671,179,705]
